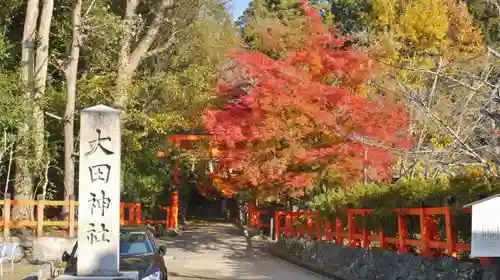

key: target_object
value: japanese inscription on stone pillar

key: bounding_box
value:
[77,105,121,276]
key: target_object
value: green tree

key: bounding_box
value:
[467,0,500,45]
[0,0,239,219]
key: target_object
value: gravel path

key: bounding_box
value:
[157,223,329,280]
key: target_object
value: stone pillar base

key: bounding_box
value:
[55,271,138,280]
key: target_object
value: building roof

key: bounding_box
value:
[463,193,500,208]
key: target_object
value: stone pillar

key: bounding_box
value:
[77,105,121,276]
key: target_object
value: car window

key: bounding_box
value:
[119,232,155,257]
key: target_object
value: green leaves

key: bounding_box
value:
[0,0,240,206]
[309,175,500,215]
[331,0,371,33]
[0,71,27,129]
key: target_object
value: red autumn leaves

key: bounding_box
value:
[204,2,412,198]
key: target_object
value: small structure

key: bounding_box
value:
[56,105,137,279]
[464,194,500,258]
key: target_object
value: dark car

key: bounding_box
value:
[62,226,168,280]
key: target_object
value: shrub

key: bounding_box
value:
[308,175,500,243]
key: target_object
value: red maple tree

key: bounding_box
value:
[204,1,412,199]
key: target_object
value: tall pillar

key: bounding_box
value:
[169,191,179,229]
[169,150,180,229]
[248,201,258,227]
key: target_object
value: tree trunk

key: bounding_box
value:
[62,0,81,209]
[114,0,139,110]
[62,0,82,216]
[114,70,133,110]
[13,0,40,220]
[33,0,54,167]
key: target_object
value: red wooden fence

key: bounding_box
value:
[249,206,492,265]
[1,197,171,238]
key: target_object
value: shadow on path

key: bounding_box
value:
[158,222,252,254]
[159,222,327,280]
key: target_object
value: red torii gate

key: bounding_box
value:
[156,132,241,229]
[157,133,233,227]
[156,133,208,229]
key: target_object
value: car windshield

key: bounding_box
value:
[119,232,155,257]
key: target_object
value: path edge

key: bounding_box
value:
[264,241,351,280]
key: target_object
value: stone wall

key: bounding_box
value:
[269,237,500,280]
[0,235,76,263]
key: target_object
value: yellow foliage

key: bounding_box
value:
[366,0,485,180]
[399,0,449,53]
[370,32,402,64]
[429,135,453,149]
[371,0,399,28]
[464,165,486,178]
[369,0,483,58]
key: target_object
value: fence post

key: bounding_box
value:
[285,213,292,236]
[248,201,257,227]
[274,211,281,240]
[379,226,387,250]
[347,211,357,247]
[324,218,331,241]
[335,217,343,245]
[315,214,322,241]
[362,213,369,248]
[129,204,135,224]
[36,194,45,237]
[291,213,297,237]
[420,206,432,257]
[165,207,170,229]
[69,194,76,238]
[135,204,141,224]
[397,210,408,253]
[444,203,458,258]
[3,193,11,239]
[306,215,313,237]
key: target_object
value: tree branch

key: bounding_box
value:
[401,84,489,165]
[127,0,177,73]
[488,46,500,60]
[143,28,179,58]
[485,0,500,17]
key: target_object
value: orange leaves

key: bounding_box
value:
[306,50,324,77]
[204,2,412,198]
[287,35,373,88]
[212,177,238,197]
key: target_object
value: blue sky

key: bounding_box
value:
[230,0,251,19]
